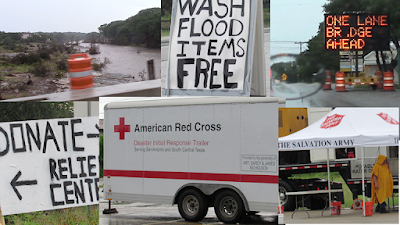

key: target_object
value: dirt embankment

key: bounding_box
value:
[1,72,69,99]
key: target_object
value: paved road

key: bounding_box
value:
[99,179,277,224]
[283,207,398,224]
[98,182,398,225]
[307,85,400,107]
[99,202,278,225]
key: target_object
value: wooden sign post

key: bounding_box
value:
[0,207,5,225]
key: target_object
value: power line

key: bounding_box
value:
[294,41,307,52]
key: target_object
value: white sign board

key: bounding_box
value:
[0,117,99,215]
[350,158,376,179]
[166,0,260,96]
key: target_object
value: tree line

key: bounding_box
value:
[98,7,161,48]
[0,32,86,52]
[0,7,160,49]
[0,102,73,122]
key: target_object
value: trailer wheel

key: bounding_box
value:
[178,189,208,222]
[279,180,295,211]
[214,190,244,224]
[309,195,326,210]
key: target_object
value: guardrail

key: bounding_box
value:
[2,79,161,102]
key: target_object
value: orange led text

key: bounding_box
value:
[326,39,365,50]
[326,15,350,26]
[357,15,388,26]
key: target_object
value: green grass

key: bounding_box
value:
[161,13,171,21]
[161,30,170,37]
[161,21,170,30]
[355,194,399,207]
[0,63,35,74]
[264,13,270,27]
[4,205,99,225]
[0,46,15,54]
[264,7,270,27]
[161,12,171,34]
[291,172,357,208]
[290,172,399,208]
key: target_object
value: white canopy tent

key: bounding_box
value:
[278,107,399,216]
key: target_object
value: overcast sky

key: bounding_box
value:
[0,0,160,33]
[270,0,328,56]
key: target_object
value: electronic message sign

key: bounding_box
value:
[324,13,390,51]
[0,117,99,215]
[166,0,260,96]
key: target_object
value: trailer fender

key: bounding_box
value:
[173,183,250,212]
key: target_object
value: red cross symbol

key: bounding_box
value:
[114,117,130,140]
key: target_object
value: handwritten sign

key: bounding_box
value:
[0,117,99,215]
[324,13,390,51]
[167,0,256,96]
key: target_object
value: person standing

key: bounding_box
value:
[371,155,393,213]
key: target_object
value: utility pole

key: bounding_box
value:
[294,41,307,53]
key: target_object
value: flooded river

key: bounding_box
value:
[80,43,161,86]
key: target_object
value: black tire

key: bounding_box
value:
[279,180,295,211]
[309,195,326,210]
[177,189,208,222]
[371,85,377,90]
[214,190,245,224]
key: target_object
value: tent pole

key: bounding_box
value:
[362,146,366,217]
[327,148,331,203]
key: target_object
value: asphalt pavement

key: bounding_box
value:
[283,207,399,224]
[282,84,400,107]
[98,178,398,224]
[98,178,278,225]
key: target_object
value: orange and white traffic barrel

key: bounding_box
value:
[68,53,94,90]
[324,70,332,90]
[383,71,394,91]
[335,71,346,92]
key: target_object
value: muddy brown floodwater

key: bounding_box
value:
[1,44,161,100]
[79,43,161,86]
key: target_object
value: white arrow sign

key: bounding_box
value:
[0,117,99,215]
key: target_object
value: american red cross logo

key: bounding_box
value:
[114,117,130,140]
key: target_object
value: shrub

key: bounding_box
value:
[10,53,27,64]
[11,52,41,65]
[38,50,51,60]
[30,63,50,77]
[56,59,68,71]
[26,52,42,64]
[92,57,111,72]
[88,42,100,55]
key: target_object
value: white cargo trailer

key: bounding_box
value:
[103,97,281,223]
